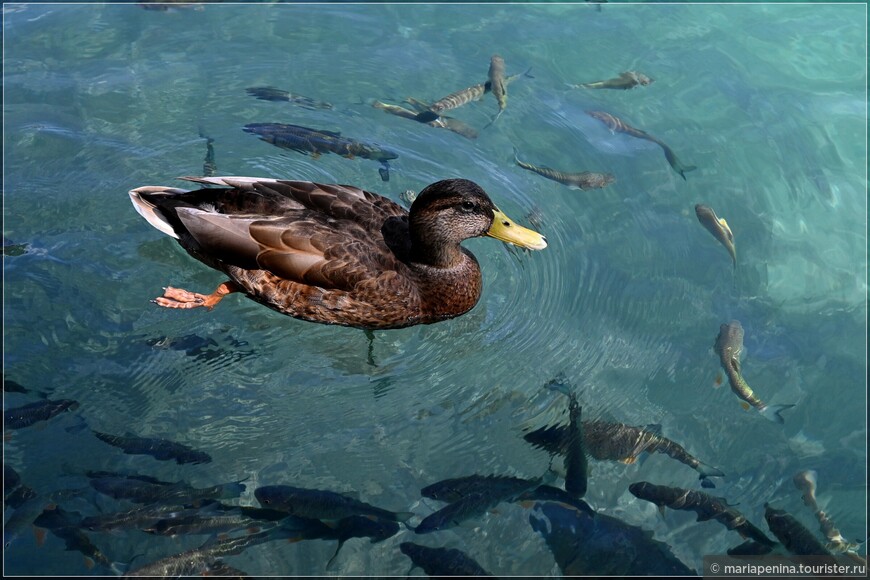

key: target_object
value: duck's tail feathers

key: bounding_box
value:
[129,187,186,239]
[761,404,796,424]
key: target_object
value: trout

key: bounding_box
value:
[571,70,653,90]
[514,148,615,190]
[524,420,724,482]
[714,321,794,423]
[695,204,736,269]
[629,482,775,546]
[793,470,862,556]
[487,54,507,126]
[587,110,697,180]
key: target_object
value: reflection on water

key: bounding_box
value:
[3,2,866,576]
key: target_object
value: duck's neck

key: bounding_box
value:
[409,237,466,268]
[408,249,483,319]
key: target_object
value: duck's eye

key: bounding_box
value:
[460,201,475,212]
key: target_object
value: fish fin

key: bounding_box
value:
[644,423,663,435]
[718,218,734,240]
[697,463,726,479]
[310,151,321,160]
[518,500,536,509]
[620,456,638,465]
[740,402,751,411]
[414,111,439,123]
[344,153,356,160]
[656,505,667,520]
[325,540,346,571]
[83,557,95,570]
[760,404,795,424]
[701,478,716,489]
[34,526,47,547]
[394,511,415,523]
[714,371,725,389]
[247,526,261,534]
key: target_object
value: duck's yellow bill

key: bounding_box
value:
[487,208,548,250]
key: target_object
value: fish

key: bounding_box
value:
[143,504,291,537]
[89,474,244,505]
[324,515,401,570]
[124,523,304,577]
[245,86,333,110]
[695,204,736,269]
[414,491,500,534]
[404,97,479,139]
[570,70,653,90]
[200,132,217,177]
[486,54,507,126]
[2,238,30,257]
[92,430,212,464]
[5,482,38,510]
[4,399,79,430]
[33,505,113,570]
[764,503,836,557]
[420,474,545,504]
[714,320,794,423]
[3,378,30,394]
[523,420,724,483]
[417,82,489,121]
[399,542,494,577]
[587,110,697,179]
[4,464,22,499]
[629,482,776,547]
[3,494,50,549]
[254,484,413,523]
[243,122,396,182]
[79,502,220,533]
[513,148,615,190]
[372,99,478,140]
[529,501,696,575]
[793,470,862,555]
[563,393,588,499]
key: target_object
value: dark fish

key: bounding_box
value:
[514,148,614,190]
[715,321,794,423]
[33,505,112,570]
[695,204,736,269]
[245,86,333,110]
[524,420,724,482]
[420,474,544,504]
[764,503,836,557]
[324,515,401,570]
[1,239,30,257]
[415,491,499,534]
[92,430,212,464]
[400,542,494,577]
[587,110,697,179]
[254,484,413,523]
[201,133,217,177]
[571,70,653,90]
[629,482,775,546]
[3,378,30,394]
[4,494,50,549]
[90,474,244,504]
[564,393,588,499]
[4,399,79,430]
[4,464,22,498]
[516,484,596,517]
[529,501,696,575]
[793,470,861,554]
[243,122,398,162]
[486,54,507,126]
[5,482,38,510]
[727,539,776,556]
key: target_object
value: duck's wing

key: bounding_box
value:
[179,177,407,232]
[175,206,408,292]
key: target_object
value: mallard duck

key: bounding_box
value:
[129,177,547,329]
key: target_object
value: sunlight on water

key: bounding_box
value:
[3,2,866,576]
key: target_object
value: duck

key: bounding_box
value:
[128,176,547,330]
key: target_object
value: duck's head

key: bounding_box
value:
[408,179,547,266]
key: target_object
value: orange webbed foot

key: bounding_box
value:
[152,282,239,310]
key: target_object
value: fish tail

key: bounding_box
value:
[696,462,726,479]
[760,404,795,424]
[662,145,697,180]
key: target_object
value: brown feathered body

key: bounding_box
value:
[129,177,505,329]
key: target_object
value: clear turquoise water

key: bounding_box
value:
[3,2,866,576]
